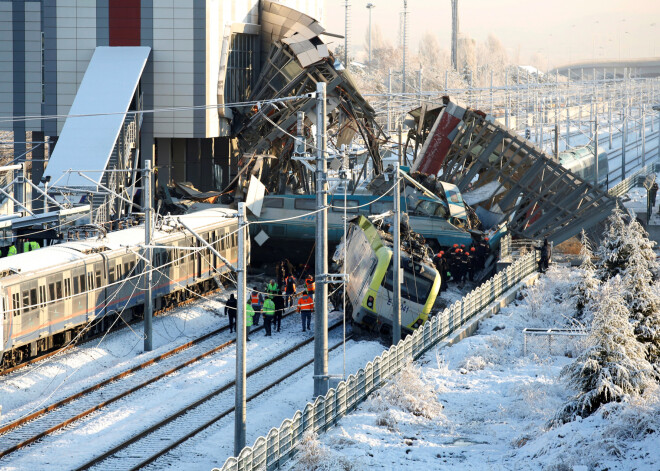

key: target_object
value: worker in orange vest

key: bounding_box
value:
[297,289,314,332]
[305,274,315,294]
[250,288,263,326]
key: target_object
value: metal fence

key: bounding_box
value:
[215,251,538,471]
[522,328,588,358]
[608,162,660,198]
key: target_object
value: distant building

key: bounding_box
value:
[0,0,325,199]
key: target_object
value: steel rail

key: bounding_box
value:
[0,307,298,459]
[74,323,349,471]
[0,283,226,377]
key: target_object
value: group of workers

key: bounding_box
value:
[1,239,40,258]
[223,273,316,339]
[432,237,491,289]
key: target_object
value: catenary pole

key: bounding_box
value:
[594,117,599,187]
[314,82,329,397]
[144,160,153,352]
[393,126,402,345]
[234,202,247,455]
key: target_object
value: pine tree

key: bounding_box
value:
[573,230,600,320]
[556,277,654,423]
[635,306,660,379]
[595,203,630,281]
[628,218,659,274]
[623,243,660,321]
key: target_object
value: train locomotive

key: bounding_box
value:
[0,207,242,371]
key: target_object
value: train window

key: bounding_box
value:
[79,275,86,292]
[108,267,115,284]
[12,293,20,316]
[22,291,29,314]
[264,198,284,208]
[48,283,55,302]
[124,262,130,276]
[294,198,316,210]
[95,270,102,288]
[56,281,63,300]
[331,199,359,213]
[30,289,37,308]
[370,201,390,214]
[130,261,136,273]
[73,277,79,295]
[88,273,94,290]
[39,286,46,307]
[64,279,71,298]
[117,264,122,279]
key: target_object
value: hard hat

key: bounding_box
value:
[470,247,476,252]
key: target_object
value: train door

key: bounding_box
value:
[1,296,5,353]
[195,237,202,280]
[71,268,86,319]
[46,274,65,326]
[201,232,210,277]
[86,262,97,319]
[10,288,21,342]
[37,279,47,335]
[62,271,73,328]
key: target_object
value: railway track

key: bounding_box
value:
[0,284,226,377]
[78,325,351,471]
[0,306,301,461]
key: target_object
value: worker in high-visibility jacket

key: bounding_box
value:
[297,290,314,332]
[305,275,315,294]
[7,245,17,257]
[250,288,263,326]
[266,280,278,296]
[23,241,40,253]
[245,301,254,342]
[262,295,276,337]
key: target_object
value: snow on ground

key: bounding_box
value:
[284,264,660,471]
[0,288,232,424]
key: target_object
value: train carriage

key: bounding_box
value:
[341,215,441,335]
[0,208,242,371]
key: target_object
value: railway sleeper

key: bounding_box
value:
[1,275,228,372]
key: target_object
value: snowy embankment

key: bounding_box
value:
[285,265,660,471]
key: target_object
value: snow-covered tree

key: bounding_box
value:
[623,244,660,321]
[556,277,654,423]
[595,203,630,281]
[628,217,658,274]
[573,230,600,320]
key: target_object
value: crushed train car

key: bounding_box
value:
[406,97,617,244]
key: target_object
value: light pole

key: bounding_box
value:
[366,3,375,68]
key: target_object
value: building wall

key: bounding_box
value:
[0,0,43,134]
[1,0,325,137]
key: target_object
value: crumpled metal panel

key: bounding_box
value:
[421,103,617,244]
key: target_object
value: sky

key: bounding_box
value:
[322,0,660,68]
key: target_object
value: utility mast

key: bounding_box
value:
[401,0,408,93]
[451,0,459,71]
[344,1,350,67]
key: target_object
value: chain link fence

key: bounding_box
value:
[215,251,537,471]
[522,328,588,358]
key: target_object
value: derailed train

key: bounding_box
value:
[0,208,241,371]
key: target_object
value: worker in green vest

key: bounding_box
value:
[7,244,17,256]
[23,241,40,252]
[262,295,276,337]
[245,301,254,342]
[266,280,278,296]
